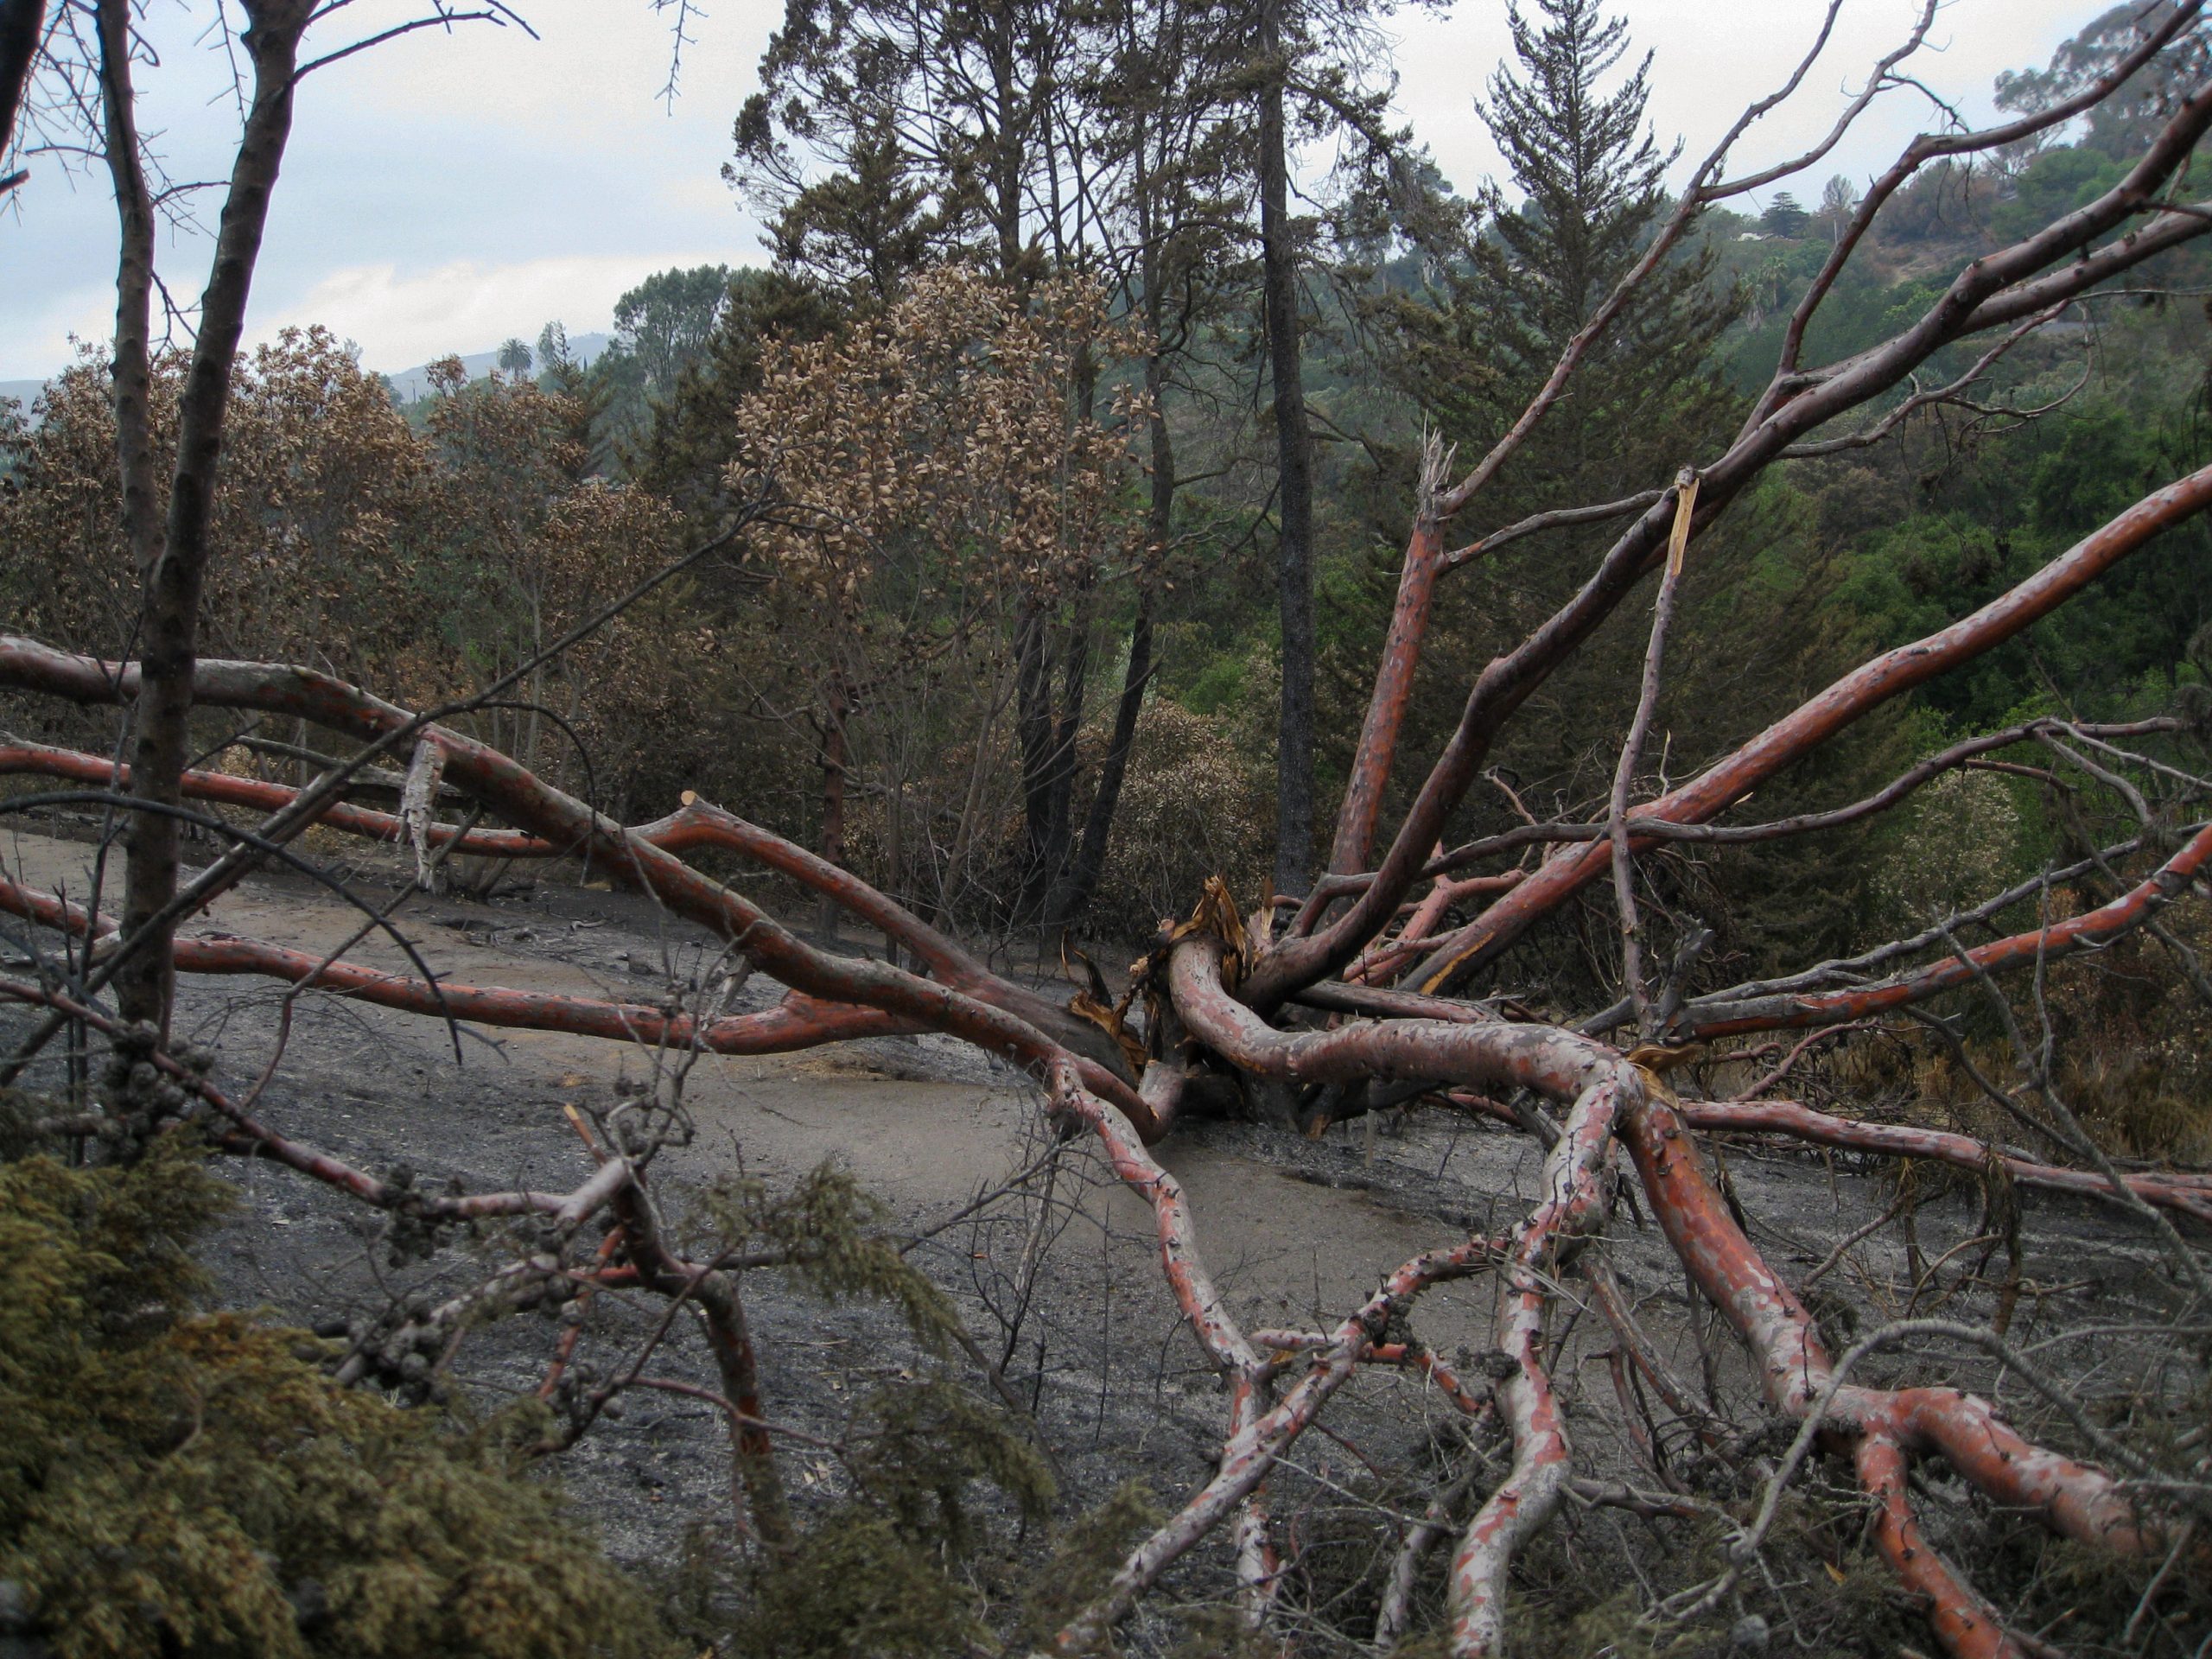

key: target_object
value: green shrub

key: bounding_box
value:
[0,1126,676,1659]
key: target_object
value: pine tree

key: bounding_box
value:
[1364,0,1769,874]
[1479,0,1669,363]
[1393,0,1738,505]
[1761,190,1810,237]
[626,268,842,534]
[534,321,617,475]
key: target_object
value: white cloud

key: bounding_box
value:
[255,251,753,372]
[0,0,2122,383]
[0,283,120,383]
[1394,0,2094,207]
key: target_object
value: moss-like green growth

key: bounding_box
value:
[0,1128,675,1659]
[702,1160,961,1351]
[1014,1479,1160,1653]
[708,1372,1054,1657]
[721,1504,987,1659]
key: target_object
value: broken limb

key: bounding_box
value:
[1674,819,2212,1037]
[1326,435,1451,878]
[1604,467,1699,1032]
[0,635,1152,1118]
[1345,864,1528,987]
[1405,462,2212,993]
[1045,1169,1503,1649]
[1163,935,1643,1655]
[1433,1076,2212,1231]
[1399,717,2188,882]
[1858,1434,2024,1659]
[1665,1096,2212,1225]
[0,973,632,1224]
[0,870,927,1054]
[1247,72,2212,1011]
[0,741,1020,1015]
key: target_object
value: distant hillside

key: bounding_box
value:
[379,333,613,404]
[3,332,618,424]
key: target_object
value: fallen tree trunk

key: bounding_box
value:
[1402,461,2212,994]
[0,636,1148,1117]
[2,659,2187,1659]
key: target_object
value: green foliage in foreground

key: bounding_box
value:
[0,1121,677,1659]
[0,1101,1141,1658]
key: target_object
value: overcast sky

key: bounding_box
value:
[0,0,2107,381]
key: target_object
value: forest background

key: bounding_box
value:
[7,0,2206,1033]
[3,2,2212,1655]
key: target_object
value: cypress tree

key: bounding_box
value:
[1408,0,1738,483]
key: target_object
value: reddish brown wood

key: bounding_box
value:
[1619,1085,2153,1556]
[1675,1096,2212,1224]
[1858,1434,2023,1659]
[1446,1066,1623,1656]
[1674,821,2212,1038]
[0,637,1153,1125]
[0,871,927,1054]
[1047,1064,1503,1654]
[0,741,531,853]
[1405,463,2212,991]
[1251,86,2212,1014]
[1328,512,1444,877]
[1347,861,1525,986]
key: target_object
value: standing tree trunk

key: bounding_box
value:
[0,0,45,180]
[816,670,851,938]
[1014,599,1059,916]
[1258,0,1315,898]
[1046,338,1172,931]
[96,0,159,589]
[1012,609,1087,925]
[109,0,311,1032]
[986,3,1028,286]
[1039,594,1090,885]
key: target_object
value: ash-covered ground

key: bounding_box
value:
[3,822,2190,1649]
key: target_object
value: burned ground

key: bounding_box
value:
[7,822,2199,1654]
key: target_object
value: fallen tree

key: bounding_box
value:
[3,2,2211,1654]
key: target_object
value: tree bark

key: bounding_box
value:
[816,670,851,937]
[1040,118,1180,932]
[1014,598,1087,918]
[96,0,160,583]
[1045,602,1090,873]
[985,2,1027,284]
[1258,0,1315,897]
[1239,79,2212,1013]
[0,636,1154,1097]
[1046,589,1151,930]
[111,0,310,1033]
[1403,459,2212,994]
[1326,461,1444,876]
[0,0,43,178]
